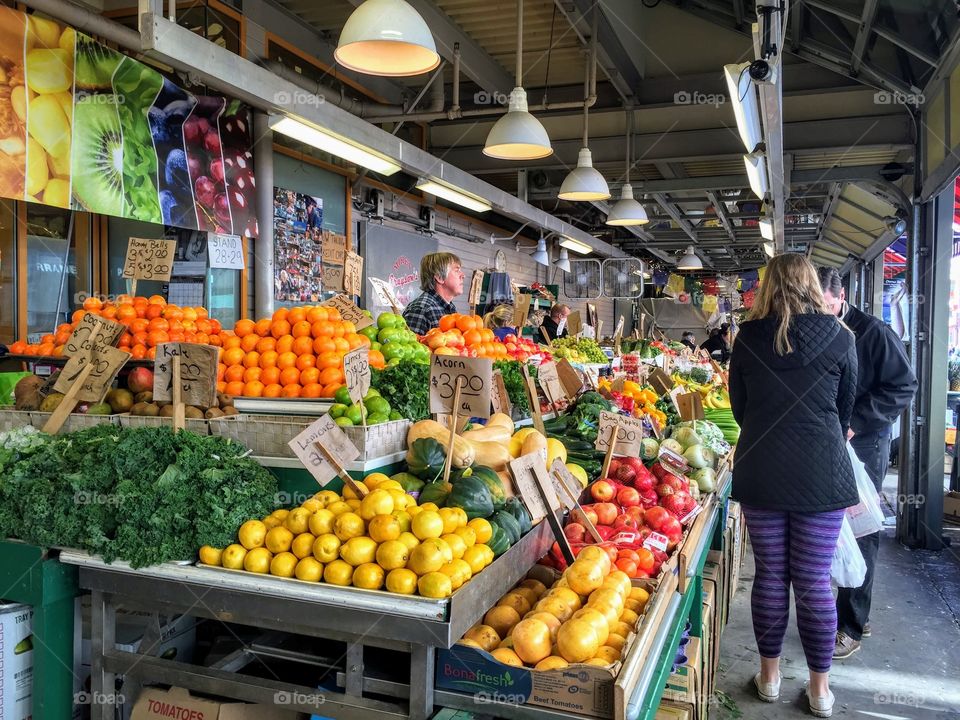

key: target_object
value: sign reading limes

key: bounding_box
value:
[343,346,371,406]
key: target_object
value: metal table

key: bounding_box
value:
[62,521,554,720]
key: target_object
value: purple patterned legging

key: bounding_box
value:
[741,505,846,673]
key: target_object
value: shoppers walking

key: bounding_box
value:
[730,254,858,718]
[817,267,917,659]
[402,252,464,335]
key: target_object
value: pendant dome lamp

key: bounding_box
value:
[532,237,550,266]
[676,245,703,271]
[606,109,648,225]
[556,247,572,272]
[336,0,441,77]
[483,0,553,160]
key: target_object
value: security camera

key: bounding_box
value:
[749,59,778,84]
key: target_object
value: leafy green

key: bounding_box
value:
[371,360,431,420]
[493,360,529,415]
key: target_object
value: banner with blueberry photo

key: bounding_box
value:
[0,6,258,236]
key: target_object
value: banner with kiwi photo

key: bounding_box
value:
[0,7,258,237]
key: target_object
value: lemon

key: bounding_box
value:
[342,482,363,500]
[284,508,312,535]
[376,479,403,491]
[346,498,362,511]
[452,558,473,584]
[315,490,340,507]
[353,562,386,590]
[308,509,336,536]
[363,472,391,490]
[389,490,413,509]
[367,514,401,542]
[546,437,567,465]
[323,559,354,586]
[300,498,322,513]
[392,510,412,532]
[467,518,493,544]
[334,512,366,542]
[198,546,222,566]
[291,532,317,559]
[262,516,281,530]
[386,568,418,594]
[360,489,395,520]
[565,463,589,488]
[407,542,445,575]
[398,532,420,551]
[327,501,353,516]
[376,539,411,570]
[418,571,453,598]
[238,520,266,550]
[451,507,469,528]
[243,547,272,574]
[454,526,477,547]
[440,533,467,560]
[270,551,298,578]
[508,435,524,458]
[513,427,538,443]
[264,526,294,554]
[425,537,453,563]
[462,545,487,574]
[312,533,342,563]
[406,505,423,517]
[270,509,290,522]
[295,557,323,582]
[478,544,495,566]
[438,508,461,535]
[439,562,465,590]
[418,502,440,512]
[412,510,444,540]
[340,536,378,566]
[220,544,246,569]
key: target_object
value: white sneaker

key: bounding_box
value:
[808,688,835,718]
[754,672,781,702]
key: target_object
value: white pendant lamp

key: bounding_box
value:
[606,109,648,226]
[559,45,609,201]
[483,1,552,160]
[336,0,441,77]
[677,245,703,270]
[556,247,571,272]
[532,238,550,266]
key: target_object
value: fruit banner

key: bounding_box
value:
[0,7,258,236]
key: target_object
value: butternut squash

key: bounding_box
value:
[470,439,513,471]
[486,413,516,432]
[462,424,513,444]
[407,420,475,468]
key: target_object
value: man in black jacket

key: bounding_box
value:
[819,267,917,660]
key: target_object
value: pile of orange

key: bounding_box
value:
[216,305,377,399]
[421,314,511,359]
[7,295,221,359]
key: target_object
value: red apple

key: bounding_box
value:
[127,367,154,394]
[661,516,683,543]
[625,506,645,523]
[613,514,639,531]
[582,508,599,526]
[644,506,670,532]
[590,479,617,503]
[563,523,586,543]
[617,486,641,508]
[595,525,616,540]
[656,483,675,497]
[594,502,618,526]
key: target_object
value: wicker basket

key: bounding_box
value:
[208,414,410,460]
[0,410,36,432]
[117,414,210,435]
[29,412,120,433]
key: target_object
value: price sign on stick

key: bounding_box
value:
[557,359,583,399]
[491,370,512,415]
[208,234,244,269]
[289,414,362,490]
[321,295,373,330]
[430,355,492,418]
[513,294,531,332]
[63,314,125,358]
[122,238,177,281]
[551,459,604,542]
[343,346,371,405]
[322,240,346,265]
[344,252,363,296]
[595,411,645,456]
[54,342,128,403]
[537,361,564,408]
[153,343,218,407]
[509,454,558,523]
[369,277,403,313]
[567,311,582,337]
[521,363,545,434]
[322,264,345,293]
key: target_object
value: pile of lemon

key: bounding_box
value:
[198,473,497,598]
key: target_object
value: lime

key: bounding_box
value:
[334,386,352,406]
[334,416,354,427]
[363,388,381,400]
[387,357,402,366]
[370,341,382,352]
[330,403,349,419]
[364,396,391,416]
[382,344,406,361]
[367,413,389,425]
[389,410,403,421]
[345,404,366,425]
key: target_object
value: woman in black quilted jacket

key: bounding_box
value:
[729,253,858,718]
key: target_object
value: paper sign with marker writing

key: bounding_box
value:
[595,410,645,456]
[556,359,583,399]
[509,454,557,523]
[513,294,531,329]
[122,238,177,281]
[643,531,669,553]
[322,240,346,265]
[321,295,373,330]
[289,415,360,486]
[344,252,363,296]
[491,370,511,415]
[153,343,218,407]
[430,354,492,418]
[567,311,582,336]
[537,361,564,404]
[369,277,402,309]
[208,234,244,269]
[343,346,371,405]
[64,315,125,358]
[322,264,345,293]
[550,459,581,511]
[54,342,129,403]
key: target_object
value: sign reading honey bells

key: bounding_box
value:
[0,7,258,237]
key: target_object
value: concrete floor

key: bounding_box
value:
[715,478,960,720]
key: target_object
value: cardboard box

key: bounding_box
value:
[663,637,700,705]
[656,700,694,720]
[700,581,716,695]
[436,644,616,718]
[0,602,33,720]
[130,686,298,720]
[945,491,960,524]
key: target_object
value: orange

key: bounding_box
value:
[263,383,282,398]
[307,307,328,323]
[288,307,307,324]
[295,353,316,371]
[130,318,149,334]
[456,315,476,333]
[299,367,320,386]
[254,318,273,337]
[71,309,86,323]
[272,307,289,323]
[163,306,184,321]
[225,380,245,396]
[256,336,276,353]
[332,337,350,353]
[313,337,336,354]
[148,317,169,333]
[217,363,227,381]
[318,367,344,386]
[243,351,260,368]
[277,351,297,370]
[320,383,341,398]
[292,320,312,338]
[340,321,356,335]
[116,304,137,322]
[259,350,279,369]
[145,304,164,320]
[244,380,265,397]
[463,329,482,347]
[209,334,222,347]
[317,352,341,370]
[301,383,323,398]
[369,350,386,370]
[147,330,169,347]
[292,336,314,356]
[438,314,457,332]
[333,322,346,339]
[131,345,147,359]
[234,318,255,337]
[37,342,55,356]
[243,367,262,383]
[281,384,301,398]
[147,347,156,359]
[222,347,245,366]
[260,367,281,385]
[240,334,260,352]
[312,320,334,338]
[222,335,242,350]
[276,335,295,353]
[279,367,301,386]
[82,296,103,311]
[346,333,365,350]
[271,320,291,338]
[117,332,132,348]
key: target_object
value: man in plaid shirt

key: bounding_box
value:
[403,252,464,334]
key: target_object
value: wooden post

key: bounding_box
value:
[551,467,604,543]
[441,377,464,484]
[313,440,367,497]
[600,422,618,480]
[521,365,545,434]
[540,326,551,344]
[531,470,575,565]
[172,354,185,432]
[41,363,94,434]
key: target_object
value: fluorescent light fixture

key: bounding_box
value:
[270,116,401,175]
[532,238,550,266]
[763,241,775,257]
[556,247,571,273]
[483,88,553,160]
[759,217,773,240]
[743,152,769,200]
[559,236,593,255]
[676,245,703,271]
[558,148,610,201]
[605,184,649,226]
[336,0,441,77]
[724,62,763,153]
[416,178,492,213]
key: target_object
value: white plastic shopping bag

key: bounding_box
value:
[831,515,867,588]
[844,443,885,537]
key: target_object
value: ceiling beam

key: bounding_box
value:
[651,193,698,243]
[790,1,804,51]
[851,0,880,75]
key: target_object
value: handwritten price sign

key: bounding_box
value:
[595,410,645,456]
[63,315,125,358]
[54,342,129,403]
[153,343,218,407]
[321,294,373,331]
[343,346,371,405]
[368,277,402,310]
[344,251,363,297]
[322,264,345,293]
[208,234,244,270]
[537,361,565,404]
[289,414,360,486]
[322,241,346,266]
[122,238,177,281]
[429,354,492,418]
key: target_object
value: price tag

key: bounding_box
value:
[63,314,125,358]
[429,354,492,418]
[289,414,360,486]
[322,240,346,265]
[643,531,669,553]
[321,294,373,330]
[549,459,581,511]
[343,346,371,405]
[208,233,244,270]
[344,251,363,297]
[491,370,511,416]
[54,342,128,403]
[122,238,177,281]
[648,367,674,395]
[513,294,531,330]
[509,453,557,523]
[611,374,627,393]
[537,361,564,405]
[567,311,582,336]
[468,269,484,307]
[677,392,705,421]
[557,358,583,399]
[322,264,345,293]
[153,343,218,407]
[595,410,644,456]
[369,277,403,311]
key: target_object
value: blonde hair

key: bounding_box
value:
[484,304,514,329]
[420,252,462,291]
[748,254,832,355]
